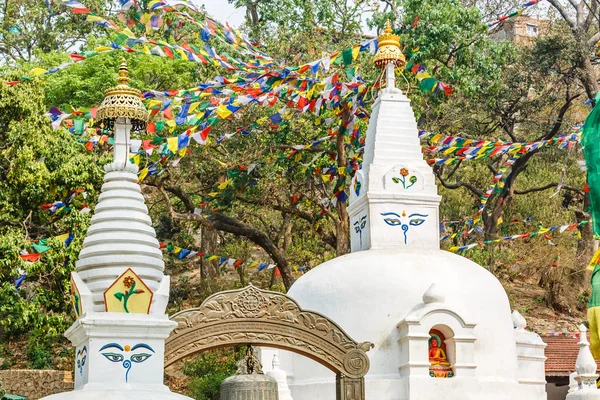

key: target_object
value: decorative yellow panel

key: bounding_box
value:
[71,275,82,318]
[104,268,153,314]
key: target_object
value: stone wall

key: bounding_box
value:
[0,370,73,400]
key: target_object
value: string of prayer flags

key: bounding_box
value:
[488,0,544,28]
[19,232,74,262]
[160,242,310,273]
[425,130,581,164]
[448,220,589,253]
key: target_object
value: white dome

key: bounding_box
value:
[281,246,520,399]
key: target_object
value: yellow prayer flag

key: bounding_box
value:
[208,192,218,197]
[138,168,149,182]
[30,68,48,76]
[321,175,330,183]
[143,45,151,55]
[188,102,200,115]
[207,255,219,261]
[53,233,70,242]
[122,28,136,38]
[218,179,232,190]
[589,248,600,270]
[173,247,182,254]
[352,46,360,60]
[131,154,141,165]
[176,49,187,60]
[497,217,503,226]
[216,105,233,119]
[167,137,178,153]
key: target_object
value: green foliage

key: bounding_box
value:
[0,78,101,351]
[183,348,244,400]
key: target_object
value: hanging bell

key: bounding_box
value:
[220,347,279,400]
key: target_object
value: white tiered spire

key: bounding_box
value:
[76,118,165,312]
[348,25,441,252]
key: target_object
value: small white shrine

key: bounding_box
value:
[42,60,192,400]
[273,24,549,400]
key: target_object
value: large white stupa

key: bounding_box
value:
[273,24,548,400]
[42,60,191,400]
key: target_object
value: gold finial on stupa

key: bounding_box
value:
[374,20,405,69]
[116,58,130,85]
[96,58,149,131]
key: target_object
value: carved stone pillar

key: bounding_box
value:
[336,374,365,400]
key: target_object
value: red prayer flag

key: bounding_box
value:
[69,53,86,63]
[20,253,42,262]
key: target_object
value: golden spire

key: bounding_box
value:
[96,58,149,132]
[374,20,405,69]
[116,58,130,86]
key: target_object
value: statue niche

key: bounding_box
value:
[428,329,453,378]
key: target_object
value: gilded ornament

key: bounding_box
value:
[374,21,406,69]
[96,58,149,133]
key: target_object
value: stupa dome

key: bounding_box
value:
[283,247,520,399]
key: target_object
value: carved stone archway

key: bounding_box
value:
[166,285,373,400]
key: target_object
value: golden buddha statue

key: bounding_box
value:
[428,338,450,366]
[428,333,454,378]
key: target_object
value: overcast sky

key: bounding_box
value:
[199,1,248,28]
[197,0,377,35]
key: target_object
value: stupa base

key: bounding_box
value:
[41,386,192,400]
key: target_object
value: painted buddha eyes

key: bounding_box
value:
[99,342,155,383]
[102,352,124,362]
[409,217,426,226]
[130,353,152,363]
[380,212,428,244]
[383,217,402,226]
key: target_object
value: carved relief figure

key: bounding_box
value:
[353,216,367,248]
[428,329,453,378]
[99,342,154,382]
[381,211,428,244]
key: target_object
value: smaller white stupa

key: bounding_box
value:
[43,60,191,400]
[567,325,600,400]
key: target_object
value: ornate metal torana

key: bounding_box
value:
[374,21,405,69]
[96,58,149,133]
[167,285,374,400]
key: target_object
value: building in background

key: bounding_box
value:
[491,16,549,43]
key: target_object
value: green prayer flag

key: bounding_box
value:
[207,117,220,126]
[155,121,165,133]
[32,239,51,253]
[73,119,85,135]
[113,33,129,46]
[345,67,355,79]
[342,48,353,66]
[418,77,438,93]
[151,136,166,145]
